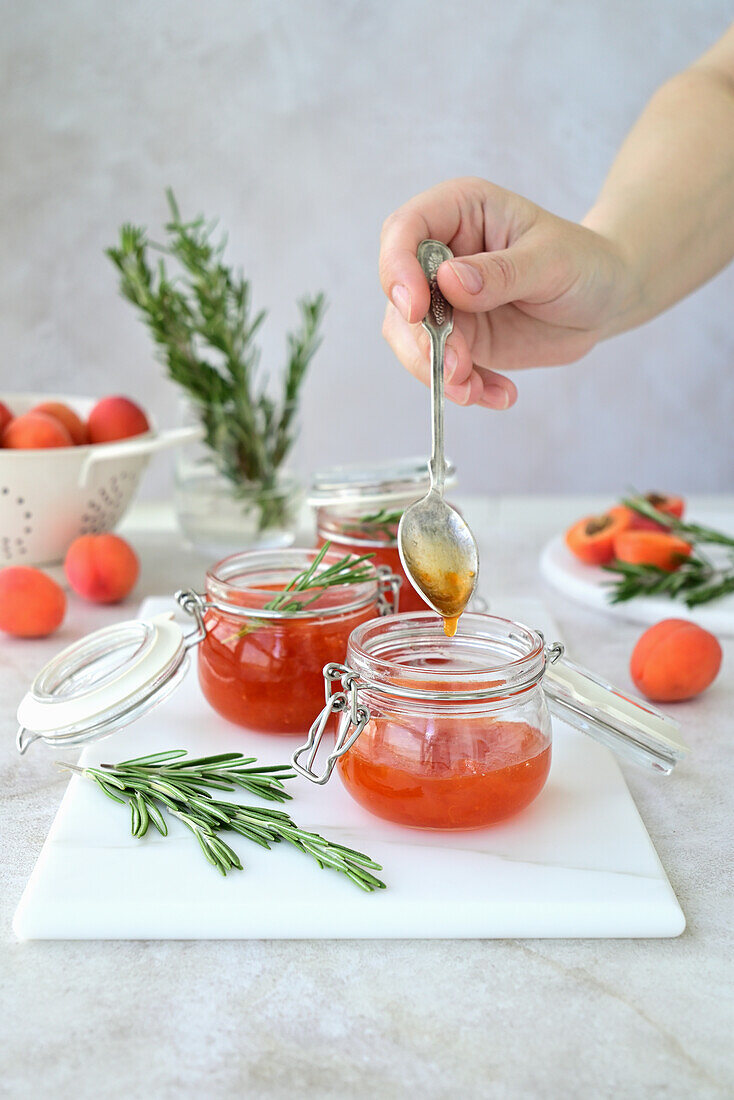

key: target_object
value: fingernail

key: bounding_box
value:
[448,379,473,406]
[391,284,411,320]
[485,384,510,410]
[445,346,458,379]
[449,261,483,295]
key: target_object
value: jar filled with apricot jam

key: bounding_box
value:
[196,548,398,734]
[293,612,688,830]
[309,458,457,614]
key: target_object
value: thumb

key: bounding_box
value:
[436,243,548,312]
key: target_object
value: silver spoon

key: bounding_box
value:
[398,240,479,635]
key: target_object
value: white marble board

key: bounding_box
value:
[13,599,685,940]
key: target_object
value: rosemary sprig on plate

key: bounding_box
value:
[59,750,386,892]
[603,497,734,607]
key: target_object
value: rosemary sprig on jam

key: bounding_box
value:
[342,508,403,542]
[59,750,386,891]
[603,497,734,607]
[261,541,376,614]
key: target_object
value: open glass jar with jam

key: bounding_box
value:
[309,457,457,614]
[292,612,688,829]
[196,548,398,733]
[15,547,399,753]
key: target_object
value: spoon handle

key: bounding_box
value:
[417,240,454,495]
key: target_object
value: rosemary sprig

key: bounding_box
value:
[262,541,376,614]
[343,508,404,542]
[603,497,734,607]
[59,750,386,892]
[232,541,377,638]
[621,496,734,548]
[107,190,326,529]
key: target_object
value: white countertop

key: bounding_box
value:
[3,495,733,1098]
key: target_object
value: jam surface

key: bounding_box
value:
[198,589,374,734]
[338,714,550,829]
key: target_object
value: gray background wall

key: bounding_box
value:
[2,0,733,497]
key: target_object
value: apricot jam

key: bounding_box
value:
[197,550,389,734]
[296,612,554,830]
[338,716,551,829]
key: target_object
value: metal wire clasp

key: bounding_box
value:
[545,641,565,665]
[376,567,401,615]
[292,663,370,784]
[175,589,210,648]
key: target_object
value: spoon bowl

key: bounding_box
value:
[398,490,478,630]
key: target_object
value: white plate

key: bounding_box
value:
[540,510,734,637]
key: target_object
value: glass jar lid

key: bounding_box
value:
[308,456,457,508]
[16,612,191,753]
[543,654,688,774]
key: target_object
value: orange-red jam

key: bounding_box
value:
[331,613,552,829]
[197,550,382,735]
[338,715,550,829]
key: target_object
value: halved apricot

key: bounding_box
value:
[565,506,632,565]
[613,530,692,572]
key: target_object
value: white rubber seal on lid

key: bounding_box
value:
[17,612,186,739]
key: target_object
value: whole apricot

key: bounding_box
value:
[64,533,140,603]
[87,396,150,444]
[31,401,88,445]
[0,401,13,436]
[0,566,66,637]
[631,619,722,702]
[3,411,73,449]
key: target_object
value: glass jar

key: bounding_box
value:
[175,461,302,557]
[197,549,398,734]
[292,612,688,830]
[174,400,302,555]
[308,457,457,614]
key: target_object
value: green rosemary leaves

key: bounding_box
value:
[60,750,386,892]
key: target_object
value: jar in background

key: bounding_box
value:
[308,458,457,614]
[197,548,397,734]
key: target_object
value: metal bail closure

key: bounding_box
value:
[542,650,689,774]
[292,663,370,784]
[376,567,401,615]
[16,611,191,754]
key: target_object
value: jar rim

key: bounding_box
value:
[205,547,381,619]
[308,456,456,507]
[346,611,546,701]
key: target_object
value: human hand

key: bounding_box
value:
[379,177,632,409]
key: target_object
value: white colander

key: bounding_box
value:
[0,393,202,566]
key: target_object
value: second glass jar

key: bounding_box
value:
[197,548,395,734]
[309,458,457,614]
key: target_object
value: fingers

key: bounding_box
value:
[382,304,517,410]
[379,182,467,324]
[436,237,557,314]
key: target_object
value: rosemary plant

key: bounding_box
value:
[604,497,734,607]
[60,750,385,892]
[107,190,326,529]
